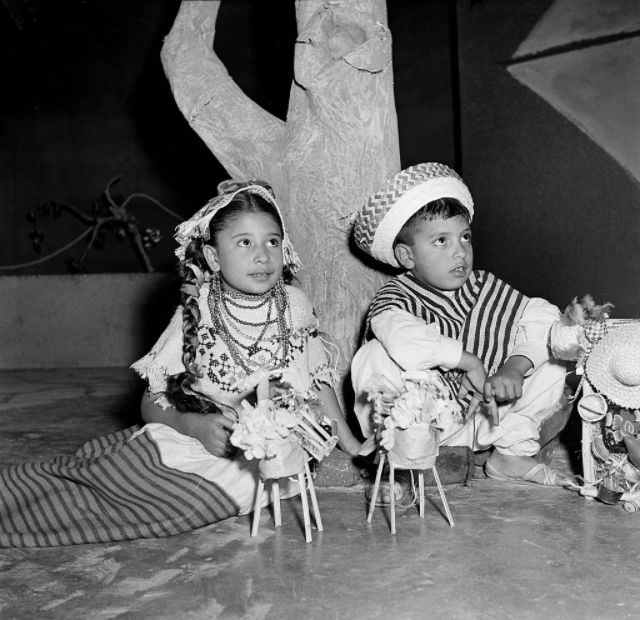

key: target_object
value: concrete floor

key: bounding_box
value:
[1,369,639,620]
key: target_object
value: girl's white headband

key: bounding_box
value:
[174,181,301,274]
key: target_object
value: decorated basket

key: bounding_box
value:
[364,369,460,465]
[388,423,439,469]
[551,297,640,510]
[230,377,338,480]
[258,436,307,480]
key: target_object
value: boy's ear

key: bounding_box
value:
[202,245,221,272]
[394,243,415,270]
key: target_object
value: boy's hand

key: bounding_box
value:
[486,356,532,403]
[486,367,525,402]
[458,351,488,418]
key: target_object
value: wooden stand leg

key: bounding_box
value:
[271,479,281,527]
[304,461,323,532]
[251,478,265,537]
[389,463,396,535]
[298,471,313,543]
[418,470,425,518]
[367,453,386,523]
[432,466,454,528]
[582,420,596,486]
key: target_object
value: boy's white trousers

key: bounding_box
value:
[351,339,567,457]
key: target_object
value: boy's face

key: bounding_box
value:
[394,214,473,290]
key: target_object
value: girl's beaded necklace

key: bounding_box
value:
[209,277,292,374]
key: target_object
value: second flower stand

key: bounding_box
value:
[367,425,455,534]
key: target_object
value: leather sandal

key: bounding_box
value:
[485,461,574,488]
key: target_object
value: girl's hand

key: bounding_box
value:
[191,413,236,458]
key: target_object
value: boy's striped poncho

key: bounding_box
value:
[365,270,530,398]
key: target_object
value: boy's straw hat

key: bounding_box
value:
[586,323,640,408]
[352,162,474,267]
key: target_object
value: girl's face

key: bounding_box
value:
[395,214,473,290]
[204,210,284,296]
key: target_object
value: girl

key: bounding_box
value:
[0,180,360,547]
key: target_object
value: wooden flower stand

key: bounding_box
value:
[367,424,455,534]
[251,438,322,543]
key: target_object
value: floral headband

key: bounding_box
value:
[174,180,301,274]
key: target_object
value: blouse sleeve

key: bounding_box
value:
[284,285,337,388]
[130,307,185,394]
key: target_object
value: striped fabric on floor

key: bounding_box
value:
[0,427,238,547]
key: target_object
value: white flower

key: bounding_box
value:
[228,383,321,462]
[365,370,462,451]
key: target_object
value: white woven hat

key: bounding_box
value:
[352,162,474,267]
[586,323,640,408]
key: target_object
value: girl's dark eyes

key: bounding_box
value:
[236,238,281,247]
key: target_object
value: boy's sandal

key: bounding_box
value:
[365,480,416,509]
[485,461,574,488]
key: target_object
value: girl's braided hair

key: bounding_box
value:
[165,183,289,414]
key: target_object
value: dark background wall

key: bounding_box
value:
[457,0,640,316]
[0,0,454,274]
[2,0,638,318]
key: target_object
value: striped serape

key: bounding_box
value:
[365,270,529,397]
[0,427,238,547]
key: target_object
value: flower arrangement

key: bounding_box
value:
[366,370,461,453]
[549,294,614,369]
[230,381,337,468]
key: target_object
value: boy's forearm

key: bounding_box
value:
[458,351,482,373]
[501,355,533,377]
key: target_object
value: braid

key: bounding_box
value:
[165,184,293,413]
[165,238,220,414]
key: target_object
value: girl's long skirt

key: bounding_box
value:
[0,423,298,547]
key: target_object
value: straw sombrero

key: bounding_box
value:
[586,324,640,408]
[352,162,474,267]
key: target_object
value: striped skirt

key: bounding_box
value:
[0,427,239,547]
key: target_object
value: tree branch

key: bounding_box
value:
[161,1,286,181]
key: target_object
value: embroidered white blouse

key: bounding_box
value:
[131,283,334,405]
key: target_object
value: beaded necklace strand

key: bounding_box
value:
[209,277,292,373]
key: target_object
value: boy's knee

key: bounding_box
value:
[351,339,403,392]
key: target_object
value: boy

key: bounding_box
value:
[351,162,572,488]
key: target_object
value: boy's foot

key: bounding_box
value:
[365,479,416,509]
[485,453,574,488]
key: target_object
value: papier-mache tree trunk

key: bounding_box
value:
[162,0,400,379]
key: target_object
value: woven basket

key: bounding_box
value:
[388,423,439,469]
[259,436,306,480]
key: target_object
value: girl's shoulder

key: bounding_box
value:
[284,283,318,330]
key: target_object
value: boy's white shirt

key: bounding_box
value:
[369,297,560,373]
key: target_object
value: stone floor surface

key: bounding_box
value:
[1,368,639,620]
